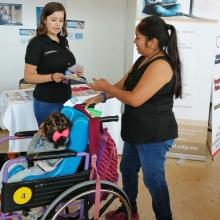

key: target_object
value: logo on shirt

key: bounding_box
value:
[44,50,57,55]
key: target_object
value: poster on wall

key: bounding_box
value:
[138,0,189,17]
[170,21,216,160]
[67,20,85,29]
[19,28,35,45]
[135,0,218,160]
[67,20,85,41]
[0,3,22,25]
[36,7,43,26]
[211,34,220,157]
[137,0,219,20]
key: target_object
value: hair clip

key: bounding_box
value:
[52,128,69,143]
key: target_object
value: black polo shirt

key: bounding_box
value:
[25,35,76,103]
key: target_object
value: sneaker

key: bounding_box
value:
[105,207,139,220]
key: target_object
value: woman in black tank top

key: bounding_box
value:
[84,15,182,220]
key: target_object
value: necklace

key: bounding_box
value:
[140,50,162,67]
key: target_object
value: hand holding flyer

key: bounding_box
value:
[68,63,84,75]
[64,63,86,83]
[65,73,87,83]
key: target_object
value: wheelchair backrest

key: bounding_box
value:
[24,106,89,180]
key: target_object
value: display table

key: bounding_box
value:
[0,87,123,153]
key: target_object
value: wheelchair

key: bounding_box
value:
[0,106,131,220]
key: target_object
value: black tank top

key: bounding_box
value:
[121,55,178,144]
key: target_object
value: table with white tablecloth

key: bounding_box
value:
[0,88,123,153]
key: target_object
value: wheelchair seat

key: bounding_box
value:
[11,106,89,181]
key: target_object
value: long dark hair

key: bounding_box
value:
[36,2,67,37]
[42,112,71,148]
[137,15,182,98]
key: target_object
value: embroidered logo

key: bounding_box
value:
[44,50,57,55]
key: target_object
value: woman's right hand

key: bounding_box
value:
[84,94,103,108]
[51,72,65,83]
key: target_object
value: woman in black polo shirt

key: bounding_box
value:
[24,2,81,126]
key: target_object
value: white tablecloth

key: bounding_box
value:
[0,88,123,153]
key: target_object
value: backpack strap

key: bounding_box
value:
[74,104,91,118]
[89,154,101,219]
[74,104,101,219]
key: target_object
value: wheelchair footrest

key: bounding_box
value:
[1,170,89,213]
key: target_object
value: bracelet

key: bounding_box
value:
[51,73,55,82]
[100,92,108,103]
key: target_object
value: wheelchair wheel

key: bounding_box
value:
[41,180,131,220]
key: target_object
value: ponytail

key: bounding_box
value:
[166,24,182,99]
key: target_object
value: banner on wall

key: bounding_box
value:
[170,20,216,160]
[135,0,219,160]
[210,34,220,157]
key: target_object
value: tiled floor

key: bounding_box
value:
[0,129,220,220]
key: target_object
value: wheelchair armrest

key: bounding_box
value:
[15,130,38,137]
[0,152,27,169]
[27,150,77,162]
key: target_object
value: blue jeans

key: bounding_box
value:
[120,140,173,220]
[33,98,63,126]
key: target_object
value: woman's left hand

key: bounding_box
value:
[89,78,110,91]
[83,95,103,108]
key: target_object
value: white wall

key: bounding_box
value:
[0,0,136,92]
[64,0,126,83]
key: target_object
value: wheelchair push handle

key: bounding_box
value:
[78,103,119,122]
[100,115,119,122]
[81,103,95,108]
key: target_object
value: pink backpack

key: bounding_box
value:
[74,104,118,183]
[90,127,118,183]
[74,105,119,219]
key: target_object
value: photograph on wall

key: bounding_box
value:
[67,20,85,29]
[19,28,36,45]
[137,0,218,20]
[0,3,22,25]
[19,28,35,36]
[19,28,35,45]
[67,20,85,41]
[138,0,184,17]
[36,7,43,26]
